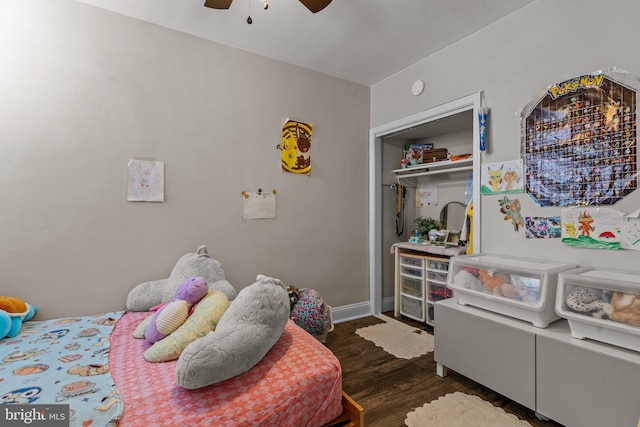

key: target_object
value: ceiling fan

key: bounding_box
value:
[204,0,332,14]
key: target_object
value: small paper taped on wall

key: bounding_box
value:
[243,192,276,219]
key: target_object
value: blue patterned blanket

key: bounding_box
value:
[0,311,125,426]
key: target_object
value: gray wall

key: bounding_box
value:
[0,0,370,319]
[372,0,640,272]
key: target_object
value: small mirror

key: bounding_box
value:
[439,201,466,238]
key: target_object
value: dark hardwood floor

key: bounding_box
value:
[324,313,564,427]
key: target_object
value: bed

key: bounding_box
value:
[0,310,363,427]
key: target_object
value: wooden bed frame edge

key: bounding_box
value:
[323,391,364,427]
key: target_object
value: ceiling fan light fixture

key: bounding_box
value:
[205,0,333,13]
[299,0,332,13]
[203,0,233,9]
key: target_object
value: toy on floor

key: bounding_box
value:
[144,277,209,344]
[0,296,38,340]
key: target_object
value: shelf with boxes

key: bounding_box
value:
[393,157,473,181]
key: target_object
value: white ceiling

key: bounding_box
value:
[76,0,535,86]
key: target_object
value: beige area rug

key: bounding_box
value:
[405,392,532,427]
[354,314,434,359]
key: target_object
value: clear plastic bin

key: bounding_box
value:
[429,284,452,302]
[447,254,577,328]
[428,271,448,283]
[556,267,640,352]
[400,255,424,268]
[428,259,448,271]
[400,295,424,321]
[401,276,423,298]
[401,265,423,278]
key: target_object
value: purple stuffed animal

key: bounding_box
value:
[144,277,208,344]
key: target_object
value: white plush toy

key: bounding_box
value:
[452,269,484,292]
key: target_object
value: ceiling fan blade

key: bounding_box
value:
[299,0,332,13]
[204,0,233,9]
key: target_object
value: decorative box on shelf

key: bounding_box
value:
[556,267,640,352]
[402,143,434,166]
[422,148,449,163]
[447,254,577,328]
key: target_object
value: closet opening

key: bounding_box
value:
[369,93,482,315]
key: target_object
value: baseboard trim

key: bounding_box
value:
[331,297,395,324]
[382,296,394,313]
[331,301,372,323]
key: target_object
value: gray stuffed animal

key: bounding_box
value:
[176,274,290,389]
[125,245,237,311]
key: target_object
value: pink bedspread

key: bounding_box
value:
[109,312,343,427]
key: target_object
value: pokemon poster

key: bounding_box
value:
[522,71,637,207]
[281,119,312,175]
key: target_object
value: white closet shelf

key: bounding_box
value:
[393,158,473,180]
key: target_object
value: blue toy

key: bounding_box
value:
[0,296,37,340]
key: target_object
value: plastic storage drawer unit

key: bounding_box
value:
[401,276,423,297]
[400,255,424,268]
[447,254,577,328]
[556,267,640,352]
[400,295,424,321]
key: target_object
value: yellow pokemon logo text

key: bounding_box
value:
[547,74,605,100]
